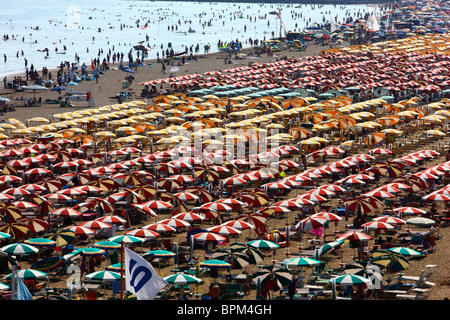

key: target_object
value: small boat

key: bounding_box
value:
[188,27,195,33]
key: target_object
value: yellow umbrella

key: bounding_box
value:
[114,137,136,144]
[156,137,179,144]
[95,131,116,138]
[28,117,50,125]
[116,126,138,135]
[426,129,446,136]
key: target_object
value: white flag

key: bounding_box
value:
[124,247,169,300]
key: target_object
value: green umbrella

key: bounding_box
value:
[286,257,321,268]
[313,240,344,259]
[247,240,280,250]
[5,268,47,280]
[92,241,121,251]
[163,273,202,285]
[85,270,121,282]
[331,274,371,286]
[105,263,122,272]
[0,231,11,240]
[388,247,422,258]
[74,247,106,257]
[0,243,39,256]
[24,238,57,247]
[0,283,10,290]
[108,235,145,245]
[199,259,231,269]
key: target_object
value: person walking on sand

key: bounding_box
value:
[161,62,166,74]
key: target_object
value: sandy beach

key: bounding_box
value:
[0,33,449,302]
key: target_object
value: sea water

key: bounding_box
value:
[0,0,377,78]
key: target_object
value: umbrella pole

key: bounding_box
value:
[120,241,124,300]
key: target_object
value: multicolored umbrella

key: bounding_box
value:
[43,229,75,247]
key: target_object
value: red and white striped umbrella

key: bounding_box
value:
[373,216,406,226]
[70,159,93,167]
[422,193,450,202]
[142,200,172,210]
[363,190,395,199]
[318,184,347,193]
[369,148,392,155]
[2,188,31,197]
[392,206,426,215]
[96,215,127,225]
[6,160,30,169]
[361,221,395,232]
[24,168,51,175]
[295,216,327,231]
[193,231,226,242]
[65,225,95,237]
[296,193,327,203]
[235,173,259,182]
[207,225,241,236]
[73,185,103,193]
[262,181,291,190]
[312,211,343,222]
[200,202,232,212]
[79,220,112,230]
[375,185,403,194]
[0,193,15,201]
[336,231,373,242]
[19,184,47,193]
[56,188,87,196]
[50,207,83,218]
[167,174,195,184]
[294,197,315,206]
[43,193,72,202]
[174,192,199,202]
[221,177,247,186]
[221,220,255,230]
[158,218,191,229]
[53,161,78,169]
[0,175,22,183]
[307,188,336,197]
[131,204,158,217]
[215,198,246,207]
[125,228,160,239]
[1,149,24,157]
[172,212,205,223]
[273,199,303,209]
[143,223,176,233]
[11,201,38,211]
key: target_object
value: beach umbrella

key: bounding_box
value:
[143,223,176,234]
[388,247,422,258]
[336,231,373,242]
[247,239,280,250]
[0,231,11,240]
[95,215,127,225]
[43,229,75,247]
[50,207,83,218]
[198,259,231,271]
[392,207,426,216]
[221,220,255,231]
[370,250,410,273]
[361,221,395,232]
[313,240,344,259]
[92,241,121,251]
[405,217,436,228]
[211,248,250,269]
[79,220,112,231]
[295,216,327,231]
[229,242,265,265]
[193,231,226,242]
[252,265,293,288]
[0,243,39,256]
[24,238,56,247]
[372,216,406,226]
[163,273,202,285]
[286,257,321,268]
[108,235,145,245]
[344,195,384,214]
[0,222,29,239]
[85,270,121,282]
[65,226,95,237]
[5,269,47,280]
[331,274,371,286]
[172,212,204,223]
[125,228,160,239]
[207,225,241,236]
